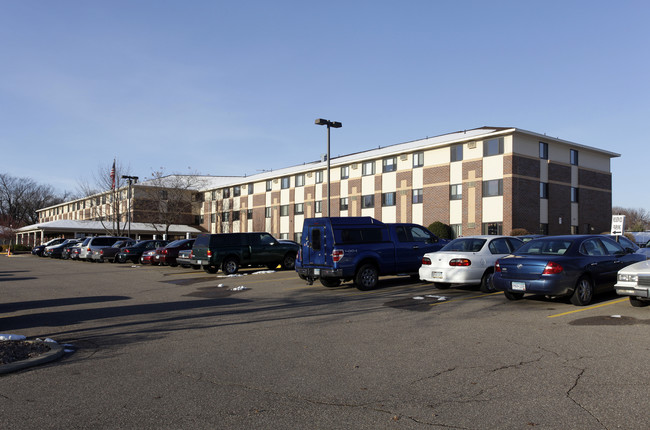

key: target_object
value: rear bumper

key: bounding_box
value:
[493,276,574,296]
[296,267,343,279]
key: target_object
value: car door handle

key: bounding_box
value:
[590,262,598,266]
[412,245,419,249]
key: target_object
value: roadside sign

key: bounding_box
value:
[611,215,625,235]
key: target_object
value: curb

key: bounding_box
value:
[0,341,65,375]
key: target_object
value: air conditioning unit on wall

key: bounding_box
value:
[467,141,477,149]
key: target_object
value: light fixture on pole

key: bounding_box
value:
[315,118,342,217]
[121,175,139,238]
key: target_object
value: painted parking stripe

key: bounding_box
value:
[547,298,628,318]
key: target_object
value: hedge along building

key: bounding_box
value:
[32,126,618,243]
[197,126,618,240]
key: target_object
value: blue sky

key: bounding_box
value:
[1,1,648,210]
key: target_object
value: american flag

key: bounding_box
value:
[110,159,116,189]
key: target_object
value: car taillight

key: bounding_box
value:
[332,249,344,263]
[542,261,563,275]
[495,261,501,272]
[162,249,168,254]
[100,250,104,255]
[125,249,130,253]
[449,258,471,266]
[207,250,212,257]
[422,256,431,265]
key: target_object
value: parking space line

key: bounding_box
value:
[547,298,628,318]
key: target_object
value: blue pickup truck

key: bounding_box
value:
[295,217,447,290]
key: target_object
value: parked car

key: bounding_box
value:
[419,235,524,293]
[70,238,92,260]
[608,235,639,253]
[32,238,66,256]
[153,239,195,267]
[615,259,650,307]
[297,217,448,290]
[45,239,82,258]
[192,232,299,275]
[62,241,82,260]
[518,234,545,243]
[116,240,170,264]
[79,236,131,261]
[91,239,137,263]
[493,235,647,306]
[140,249,158,265]
[177,249,197,269]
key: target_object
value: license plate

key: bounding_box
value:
[511,281,526,291]
[314,268,320,275]
[432,271,443,279]
[197,260,204,265]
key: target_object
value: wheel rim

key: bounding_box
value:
[283,255,295,269]
[576,279,592,303]
[360,268,377,288]
[225,260,237,274]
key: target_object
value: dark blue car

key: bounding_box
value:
[493,235,647,306]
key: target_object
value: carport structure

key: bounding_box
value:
[15,220,202,246]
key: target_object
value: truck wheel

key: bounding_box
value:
[320,278,342,288]
[480,270,495,293]
[222,258,239,275]
[281,253,296,270]
[629,296,650,307]
[117,255,126,263]
[355,264,378,291]
[570,276,594,306]
[203,265,218,274]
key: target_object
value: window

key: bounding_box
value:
[482,222,503,235]
[247,209,253,219]
[160,190,168,200]
[248,184,254,194]
[540,223,548,235]
[540,182,548,199]
[315,170,323,184]
[361,195,374,209]
[211,190,216,200]
[294,232,302,243]
[413,151,424,167]
[340,197,349,211]
[223,188,231,198]
[450,144,463,162]
[450,184,462,200]
[483,137,504,157]
[281,177,290,189]
[266,180,273,191]
[232,211,240,221]
[340,166,349,179]
[280,205,289,216]
[539,142,548,159]
[222,212,230,222]
[362,161,375,176]
[295,174,305,187]
[315,201,322,213]
[265,207,272,218]
[233,186,241,197]
[570,149,579,166]
[382,157,397,173]
[382,192,396,206]
[210,213,216,223]
[482,179,503,197]
[412,189,423,204]
[451,224,462,239]
[571,187,579,203]
[294,203,304,215]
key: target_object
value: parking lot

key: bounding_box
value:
[2,254,650,429]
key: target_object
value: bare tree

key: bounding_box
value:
[75,160,133,235]
[138,168,206,238]
[612,206,650,232]
[0,173,68,227]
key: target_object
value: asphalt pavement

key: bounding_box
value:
[2,254,650,429]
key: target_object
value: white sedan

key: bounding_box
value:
[419,235,524,293]
[615,259,650,307]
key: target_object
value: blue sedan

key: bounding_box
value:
[493,235,647,306]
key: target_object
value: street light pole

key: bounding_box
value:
[315,118,342,217]
[121,175,139,238]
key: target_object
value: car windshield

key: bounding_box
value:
[441,238,487,252]
[517,239,574,256]
[166,240,186,247]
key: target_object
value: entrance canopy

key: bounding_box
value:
[16,220,203,245]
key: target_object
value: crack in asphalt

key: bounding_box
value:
[176,369,471,428]
[566,368,608,429]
